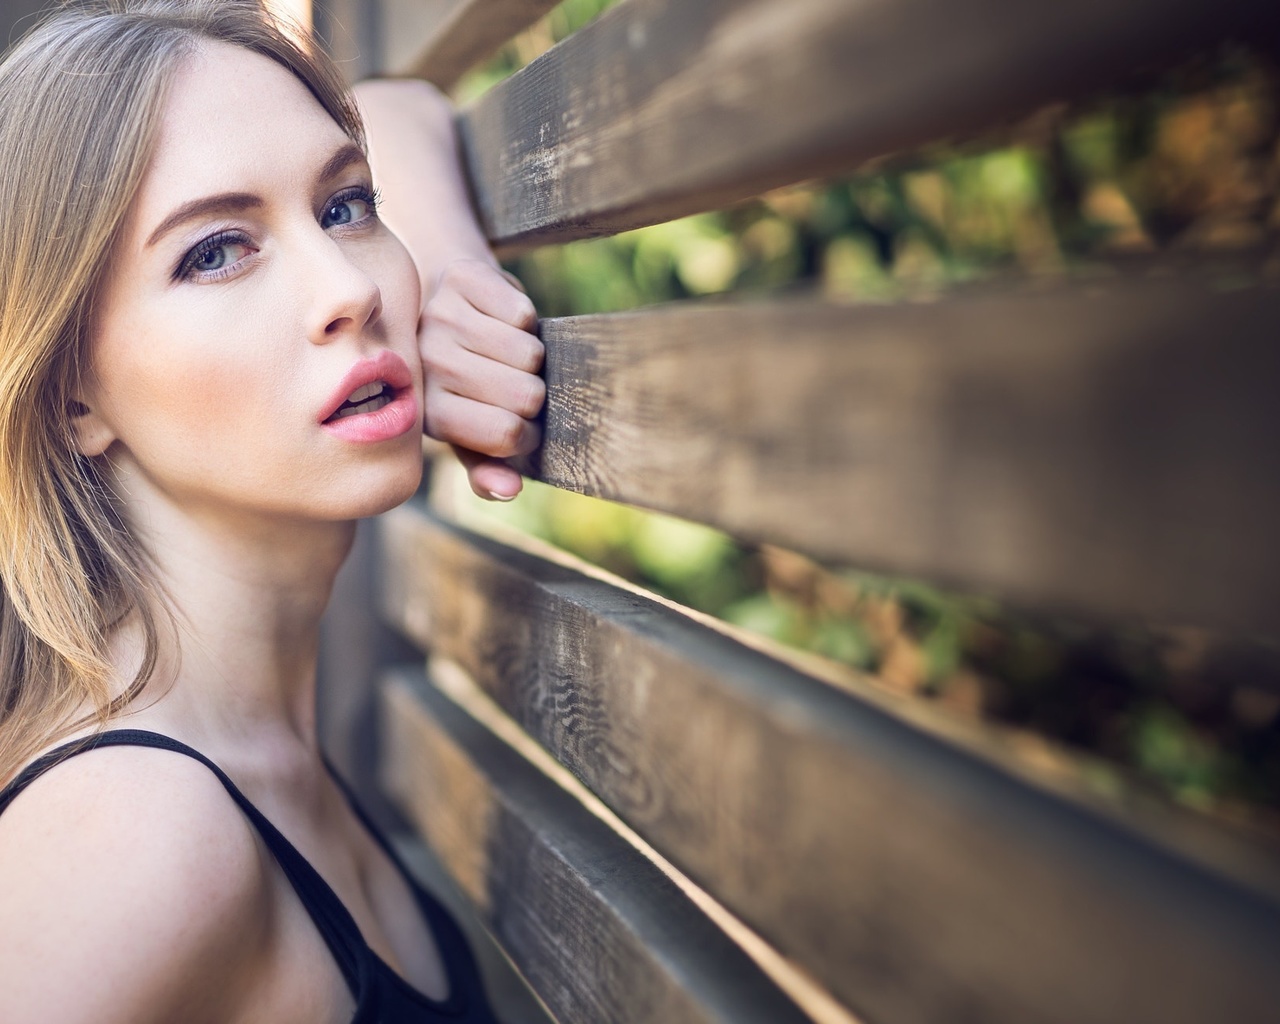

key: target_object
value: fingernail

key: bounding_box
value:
[486,490,517,502]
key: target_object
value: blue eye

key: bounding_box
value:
[321,187,379,230]
[176,231,254,281]
[194,245,230,271]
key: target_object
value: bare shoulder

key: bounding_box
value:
[0,743,272,1024]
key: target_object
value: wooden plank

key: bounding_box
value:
[400,0,561,91]
[317,519,422,803]
[378,666,812,1024]
[458,0,1279,250]
[382,828,559,1024]
[509,271,1280,635]
[378,503,1280,1024]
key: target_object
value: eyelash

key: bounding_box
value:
[322,185,382,230]
[174,184,383,282]
[174,229,251,282]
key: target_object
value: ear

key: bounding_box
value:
[69,399,116,458]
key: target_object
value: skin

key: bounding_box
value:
[357,77,545,501]
[0,41,542,1024]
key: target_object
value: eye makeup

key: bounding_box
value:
[174,229,256,282]
[171,183,383,283]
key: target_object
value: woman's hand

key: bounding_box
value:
[353,79,544,500]
[421,258,544,500]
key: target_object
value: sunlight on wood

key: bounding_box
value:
[428,655,867,1024]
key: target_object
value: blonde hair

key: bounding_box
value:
[0,0,363,783]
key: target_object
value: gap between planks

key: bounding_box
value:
[426,653,865,1024]
[422,469,1280,896]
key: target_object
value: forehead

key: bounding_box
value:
[131,40,351,219]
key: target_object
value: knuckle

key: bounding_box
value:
[421,400,449,440]
[519,376,546,418]
[515,420,542,455]
[525,337,546,373]
[512,296,538,329]
[491,411,525,456]
[422,408,445,442]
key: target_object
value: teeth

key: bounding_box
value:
[328,380,394,421]
[333,393,393,419]
[345,381,386,404]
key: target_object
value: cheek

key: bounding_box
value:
[92,300,299,453]
[374,234,423,342]
[86,231,420,476]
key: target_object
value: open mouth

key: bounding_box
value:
[325,380,395,422]
[318,351,417,442]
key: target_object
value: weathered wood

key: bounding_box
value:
[399,0,561,90]
[378,502,1280,1024]
[378,666,811,1024]
[506,271,1280,635]
[459,0,1278,250]
[318,520,422,804]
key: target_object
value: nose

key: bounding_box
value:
[306,234,383,345]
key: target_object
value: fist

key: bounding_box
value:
[420,258,545,499]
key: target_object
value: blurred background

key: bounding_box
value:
[429,0,1280,840]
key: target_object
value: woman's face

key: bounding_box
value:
[81,40,424,528]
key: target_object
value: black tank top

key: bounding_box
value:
[0,729,499,1023]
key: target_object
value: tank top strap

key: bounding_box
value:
[0,729,371,1002]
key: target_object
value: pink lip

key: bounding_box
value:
[319,350,420,444]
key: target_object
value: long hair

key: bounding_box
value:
[0,0,364,783]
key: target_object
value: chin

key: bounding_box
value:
[363,462,423,518]
[323,451,424,521]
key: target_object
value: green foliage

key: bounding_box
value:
[454,27,1280,827]
[457,479,757,615]
[1132,706,1224,807]
[454,0,622,102]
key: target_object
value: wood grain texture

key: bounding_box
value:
[507,272,1280,635]
[378,503,1280,1024]
[318,520,421,805]
[378,666,812,1024]
[399,0,561,90]
[458,0,1279,249]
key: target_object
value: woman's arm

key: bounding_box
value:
[353,79,493,290]
[354,80,544,501]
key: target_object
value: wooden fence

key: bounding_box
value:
[314,1,1280,1021]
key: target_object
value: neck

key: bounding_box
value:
[111,492,355,761]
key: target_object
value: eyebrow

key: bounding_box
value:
[145,142,369,248]
[317,142,366,189]
[146,192,263,248]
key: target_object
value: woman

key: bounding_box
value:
[0,2,542,1020]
